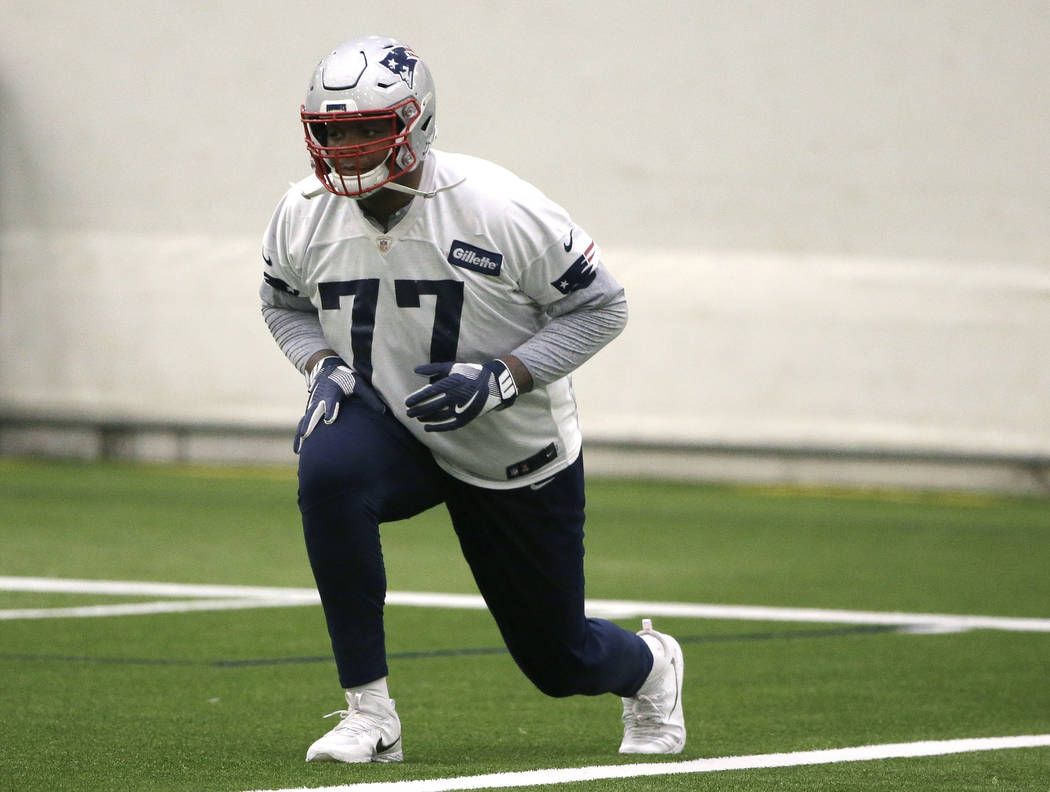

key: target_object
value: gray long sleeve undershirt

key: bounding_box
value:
[260,266,627,384]
[259,287,329,376]
[509,267,627,385]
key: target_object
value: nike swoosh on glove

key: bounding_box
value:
[294,356,385,453]
[404,360,518,432]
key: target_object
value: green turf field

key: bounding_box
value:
[1,457,1048,791]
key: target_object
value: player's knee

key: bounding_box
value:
[298,445,380,512]
[299,454,349,503]
[520,650,604,698]
[530,675,576,698]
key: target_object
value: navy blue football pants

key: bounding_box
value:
[296,398,653,698]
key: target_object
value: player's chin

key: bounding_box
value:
[330,169,363,185]
[333,158,384,177]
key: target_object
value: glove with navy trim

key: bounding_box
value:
[404,360,518,432]
[294,356,385,453]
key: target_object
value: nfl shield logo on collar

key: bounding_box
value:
[376,236,394,253]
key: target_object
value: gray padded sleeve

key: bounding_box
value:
[260,283,330,375]
[511,266,628,386]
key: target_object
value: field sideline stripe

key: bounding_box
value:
[242,735,1050,792]
[1,577,1049,632]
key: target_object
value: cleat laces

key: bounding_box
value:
[623,693,670,736]
[322,693,379,737]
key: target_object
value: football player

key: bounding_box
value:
[260,34,686,763]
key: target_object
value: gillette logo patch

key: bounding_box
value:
[448,241,503,276]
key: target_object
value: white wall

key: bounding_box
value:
[2,1,1049,464]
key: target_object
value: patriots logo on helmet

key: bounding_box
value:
[379,47,418,88]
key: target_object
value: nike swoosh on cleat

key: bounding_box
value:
[671,655,680,711]
[375,735,401,754]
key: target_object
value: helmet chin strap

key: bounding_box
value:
[339,157,391,199]
[383,177,466,199]
[303,148,465,200]
[302,169,465,200]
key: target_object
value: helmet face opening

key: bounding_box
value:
[302,99,421,197]
[301,36,437,199]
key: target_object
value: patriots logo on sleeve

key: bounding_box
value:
[551,241,599,294]
[263,271,300,296]
[379,47,418,88]
[262,249,300,296]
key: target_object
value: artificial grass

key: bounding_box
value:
[1,457,1047,791]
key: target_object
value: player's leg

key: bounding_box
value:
[297,398,443,762]
[443,454,650,696]
[443,453,685,753]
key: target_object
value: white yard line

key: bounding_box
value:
[0,597,317,620]
[577,599,1050,633]
[0,576,1048,632]
[0,576,320,600]
[240,734,1050,792]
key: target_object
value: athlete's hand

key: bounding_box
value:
[405,360,518,432]
[294,356,385,453]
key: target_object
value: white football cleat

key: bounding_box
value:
[305,689,403,763]
[619,619,686,754]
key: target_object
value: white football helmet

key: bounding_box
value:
[302,35,437,198]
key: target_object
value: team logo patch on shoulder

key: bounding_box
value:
[552,241,599,294]
[263,271,299,296]
[448,240,503,276]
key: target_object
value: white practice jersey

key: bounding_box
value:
[262,150,614,489]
